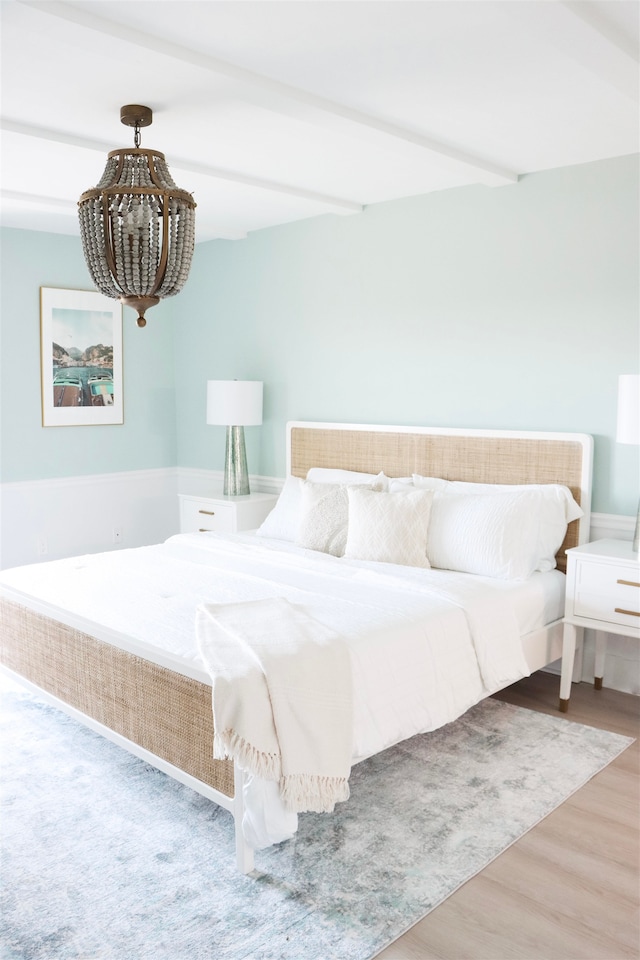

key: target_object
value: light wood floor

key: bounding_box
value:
[377,672,639,960]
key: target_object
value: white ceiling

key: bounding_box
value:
[1,0,638,243]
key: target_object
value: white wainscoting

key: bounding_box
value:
[0,469,181,570]
[1,470,637,696]
[0,467,278,571]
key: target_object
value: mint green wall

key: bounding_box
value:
[173,155,639,516]
[0,228,177,482]
[1,156,638,515]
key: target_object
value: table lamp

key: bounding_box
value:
[616,374,640,551]
[207,380,263,496]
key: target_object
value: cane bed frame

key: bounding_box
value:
[0,421,593,873]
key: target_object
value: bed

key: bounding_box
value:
[0,421,593,873]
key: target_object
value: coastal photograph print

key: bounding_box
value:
[40,287,123,427]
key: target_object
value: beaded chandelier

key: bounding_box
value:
[78,105,196,327]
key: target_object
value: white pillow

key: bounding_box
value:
[387,477,421,493]
[411,475,582,572]
[426,490,548,580]
[344,488,434,568]
[306,468,389,489]
[412,475,582,519]
[256,476,303,542]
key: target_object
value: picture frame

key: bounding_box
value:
[40,287,123,427]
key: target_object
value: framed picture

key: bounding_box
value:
[40,287,123,427]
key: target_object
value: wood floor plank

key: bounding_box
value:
[375,674,640,960]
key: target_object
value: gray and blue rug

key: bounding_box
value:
[0,676,632,960]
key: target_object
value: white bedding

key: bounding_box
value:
[0,531,565,846]
[0,532,565,750]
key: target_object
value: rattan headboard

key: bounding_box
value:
[287,422,593,573]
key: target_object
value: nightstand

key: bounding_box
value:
[559,539,639,711]
[178,492,278,535]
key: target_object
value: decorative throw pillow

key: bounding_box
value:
[344,487,434,567]
[296,481,353,556]
[296,477,386,556]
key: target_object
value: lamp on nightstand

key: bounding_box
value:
[616,374,640,551]
[207,380,263,496]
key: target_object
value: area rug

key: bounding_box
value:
[0,677,633,960]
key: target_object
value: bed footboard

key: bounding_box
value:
[0,597,235,799]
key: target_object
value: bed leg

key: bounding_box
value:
[233,765,255,874]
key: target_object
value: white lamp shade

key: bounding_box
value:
[616,374,640,445]
[207,380,263,426]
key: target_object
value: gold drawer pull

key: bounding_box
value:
[198,527,212,532]
[617,579,640,588]
[198,509,215,516]
[614,607,640,617]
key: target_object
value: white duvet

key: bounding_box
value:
[0,531,565,847]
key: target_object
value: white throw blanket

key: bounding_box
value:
[195,597,353,813]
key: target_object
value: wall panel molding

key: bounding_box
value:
[0,468,180,570]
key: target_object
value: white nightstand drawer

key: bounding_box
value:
[181,497,236,534]
[575,558,639,596]
[178,492,279,536]
[574,591,640,630]
[571,553,640,630]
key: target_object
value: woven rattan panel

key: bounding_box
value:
[0,599,234,798]
[290,427,586,572]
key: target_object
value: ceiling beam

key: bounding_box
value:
[511,1,639,104]
[18,0,518,187]
[0,119,364,217]
[0,188,250,240]
[562,1,639,64]
[1,189,76,211]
